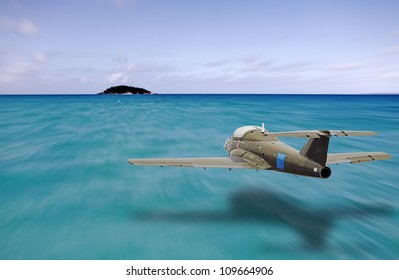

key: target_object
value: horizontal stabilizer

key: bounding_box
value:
[327,152,391,164]
[128,156,256,169]
[263,130,377,138]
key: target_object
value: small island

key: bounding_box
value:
[98,85,152,95]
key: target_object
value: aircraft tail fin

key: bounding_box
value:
[300,135,330,166]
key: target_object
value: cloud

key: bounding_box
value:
[204,56,319,76]
[330,63,362,71]
[392,30,399,36]
[0,61,33,83]
[33,53,48,63]
[270,61,317,72]
[94,0,133,7]
[205,55,274,73]
[79,75,97,84]
[205,59,233,68]
[105,62,175,87]
[108,72,127,83]
[111,0,129,6]
[126,62,175,73]
[381,45,399,55]
[0,18,41,37]
[240,60,273,72]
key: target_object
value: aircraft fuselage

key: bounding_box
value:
[224,136,332,178]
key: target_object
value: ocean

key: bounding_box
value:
[0,94,398,259]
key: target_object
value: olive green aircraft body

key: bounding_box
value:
[128,125,391,179]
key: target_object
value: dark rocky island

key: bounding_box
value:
[98,85,152,95]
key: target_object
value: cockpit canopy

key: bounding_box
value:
[232,125,268,140]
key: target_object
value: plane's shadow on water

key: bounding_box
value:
[135,188,393,250]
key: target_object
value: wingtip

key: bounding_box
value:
[127,159,136,165]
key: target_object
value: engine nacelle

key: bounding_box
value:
[230,149,271,170]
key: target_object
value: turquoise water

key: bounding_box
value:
[0,94,398,259]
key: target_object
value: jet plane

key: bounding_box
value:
[128,124,391,179]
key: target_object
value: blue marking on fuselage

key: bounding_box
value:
[276,153,286,170]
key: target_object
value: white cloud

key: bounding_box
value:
[127,62,175,73]
[111,0,128,6]
[0,61,32,83]
[18,19,40,36]
[381,45,399,55]
[392,30,399,36]
[79,75,96,84]
[240,60,273,72]
[105,62,175,87]
[204,56,273,74]
[270,61,317,72]
[33,52,47,63]
[0,18,41,37]
[330,63,362,71]
[94,0,133,7]
[108,72,126,83]
[205,59,233,68]
[204,56,319,76]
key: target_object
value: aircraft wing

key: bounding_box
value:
[263,130,376,138]
[128,156,256,169]
[328,130,377,137]
[327,152,391,164]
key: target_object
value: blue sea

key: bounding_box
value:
[0,94,398,260]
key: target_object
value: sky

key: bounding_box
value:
[0,0,398,94]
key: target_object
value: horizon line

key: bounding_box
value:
[1,92,399,96]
